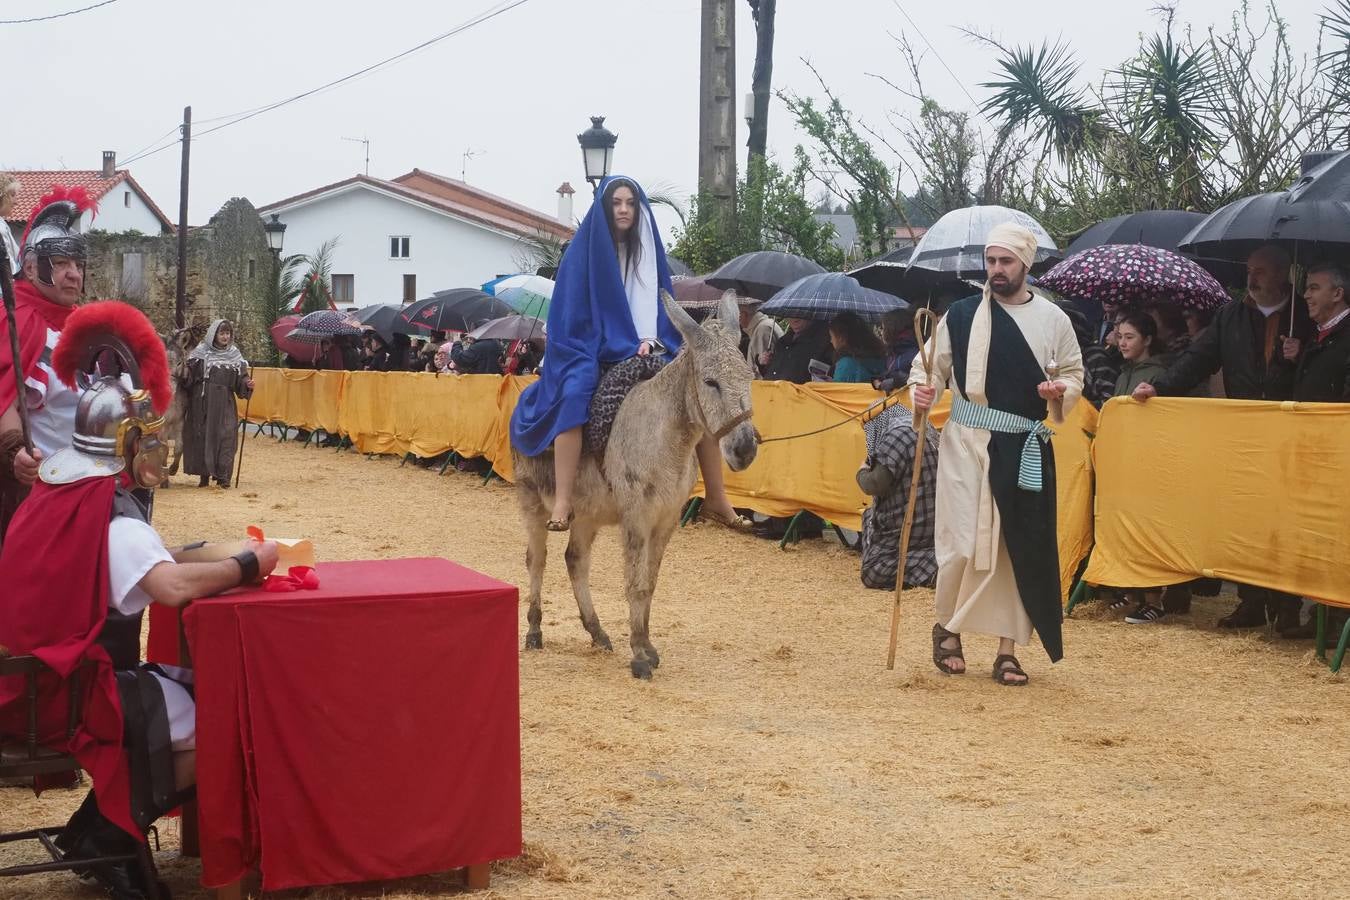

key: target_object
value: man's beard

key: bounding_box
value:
[989,272,1027,299]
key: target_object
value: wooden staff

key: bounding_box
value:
[234,363,254,486]
[0,245,34,455]
[886,307,939,670]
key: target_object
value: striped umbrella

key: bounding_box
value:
[760,272,909,323]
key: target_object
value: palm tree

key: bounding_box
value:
[293,238,340,315]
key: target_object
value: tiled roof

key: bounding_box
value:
[3,170,174,231]
[259,172,573,242]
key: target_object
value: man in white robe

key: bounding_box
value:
[909,224,1084,685]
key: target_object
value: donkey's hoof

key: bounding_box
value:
[647,649,661,669]
[630,659,653,680]
[592,632,613,652]
[524,632,543,650]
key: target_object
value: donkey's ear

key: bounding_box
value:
[715,290,739,331]
[661,290,701,345]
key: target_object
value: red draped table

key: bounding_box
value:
[155,557,521,895]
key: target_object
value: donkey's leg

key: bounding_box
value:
[636,518,678,670]
[621,522,658,679]
[524,517,548,650]
[565,520,612,651]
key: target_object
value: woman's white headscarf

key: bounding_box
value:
[612,178,660,342]
[189,319,247,372]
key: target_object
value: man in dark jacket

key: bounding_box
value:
[763,317,833,384]
[1133,244,1312,630]
[1285,262,1350,402]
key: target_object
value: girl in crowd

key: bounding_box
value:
[509,176,749,533]
[828,312,886,383]
[183,319,253,488]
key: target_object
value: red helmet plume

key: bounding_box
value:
[52,301,172,415]
[21,185,99,247]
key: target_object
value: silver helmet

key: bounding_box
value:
[22,189,92,287]
[39,303,171,488]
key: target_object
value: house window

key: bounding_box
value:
[123,190,131,208]
[247,258,256,280]
[389,236,410,259]
[402,274,417,304]
[333,274,355,304]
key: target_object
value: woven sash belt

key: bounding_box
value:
[949,396,1054,493]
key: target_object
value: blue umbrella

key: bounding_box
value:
[761,273,908,323]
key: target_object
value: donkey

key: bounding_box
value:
[160,325,203,482]
[513,291,759,679]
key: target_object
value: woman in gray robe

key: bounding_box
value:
[182,319,253,488]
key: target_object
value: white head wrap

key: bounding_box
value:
[984,222,1039,271]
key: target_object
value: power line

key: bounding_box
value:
[890,0,981,110]
[112,0,533,168]
[0,0,120,25]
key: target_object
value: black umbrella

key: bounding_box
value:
[1178,151,1350,260]
[761,273,908,323]
[705,251,827,301]
[399,289,514,333]
[848,246,911,297]
[351,304,409,342]
[1065,210,1207,256]
[666,256,694,278]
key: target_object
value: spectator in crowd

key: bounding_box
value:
[1134,243,1312,630]
[457,336,505,374]
[430,342,454,374]
[390,333,415,371]
[763,317,833,384]
[1096,298,1122,345]
[739,294,783,378]
[872,309,920,392]
[828,312,886,383]
[0,173,20,275]
[856,401,940,590]
[1146,302,1192,368]
[1112,312,1168,398]
[364,333,395,371]
[182,319,253,489]
[1286,262,1350,402]
[1056,299,1118,408]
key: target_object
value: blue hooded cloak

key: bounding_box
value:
[509,176,682,457]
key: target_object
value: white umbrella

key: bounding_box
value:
[905,205,1059,278]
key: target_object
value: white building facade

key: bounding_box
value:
[259,171,573,308]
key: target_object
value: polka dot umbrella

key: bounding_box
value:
[1037,244,1232,311]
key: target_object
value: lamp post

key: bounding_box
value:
[263,213,287,361]
[577,116,617,194]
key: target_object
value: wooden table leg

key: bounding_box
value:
[180,797,200,858]
[213,880,242,900]
[464,863,491,890]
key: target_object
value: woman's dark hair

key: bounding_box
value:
[829,312,885,359]
[1147,303,1187,340]
[602,178,642,276]
[1116,311,1157,347]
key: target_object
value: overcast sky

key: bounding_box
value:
[2,0,1329,242]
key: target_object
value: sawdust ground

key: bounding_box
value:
[3,436,1348,899]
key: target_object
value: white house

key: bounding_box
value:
[258,169,574,308]
[4,151,174,238]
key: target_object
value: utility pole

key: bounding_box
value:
[746,0,776,178]
[342,135,370,175]
[175,105,191,330]
[698,0,736,216]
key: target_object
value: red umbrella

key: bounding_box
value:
[270,314,323,365]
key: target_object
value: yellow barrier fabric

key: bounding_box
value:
[1085,397,1350,604]
[240,368,1095,600]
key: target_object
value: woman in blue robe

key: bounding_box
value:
[509,176,750,532]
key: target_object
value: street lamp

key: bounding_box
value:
[577,116,617,193]
[263,213,287,257]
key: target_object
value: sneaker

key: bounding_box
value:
[1125,603,1165,624]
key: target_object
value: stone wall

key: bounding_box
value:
[85,197,273,355]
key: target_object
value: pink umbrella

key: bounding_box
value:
[270,314,324,365]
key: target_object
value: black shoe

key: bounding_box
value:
[197,475,210,488]
[63,814,155,900]
[1124,602,1165,624]
[215,479,230,489]
[1218,596,1268,629]
[1161,584,1192,615]
[1271,597,1301,634]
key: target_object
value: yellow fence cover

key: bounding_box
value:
[242,368,1096,599]
[1085,397,1350,604]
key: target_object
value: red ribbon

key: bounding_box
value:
[245,526,319,591]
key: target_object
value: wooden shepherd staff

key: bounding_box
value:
[886,307,939,670]
[234,363,254,487]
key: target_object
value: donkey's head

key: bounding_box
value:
[661,290,759,472]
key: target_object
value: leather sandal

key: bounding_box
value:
[992,654,1028,686]
[702,509,754,533]
[931,622,965,675]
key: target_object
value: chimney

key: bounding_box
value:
[556,181,575,223]
[1300,150,1342,176]
[101,150,116,178]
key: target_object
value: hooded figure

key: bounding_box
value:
[909,222,1084,683]
[509,176,681,457]
[182,319,252,488]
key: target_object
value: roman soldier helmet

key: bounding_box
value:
[21,185,97,285]
[39,301,173,489]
